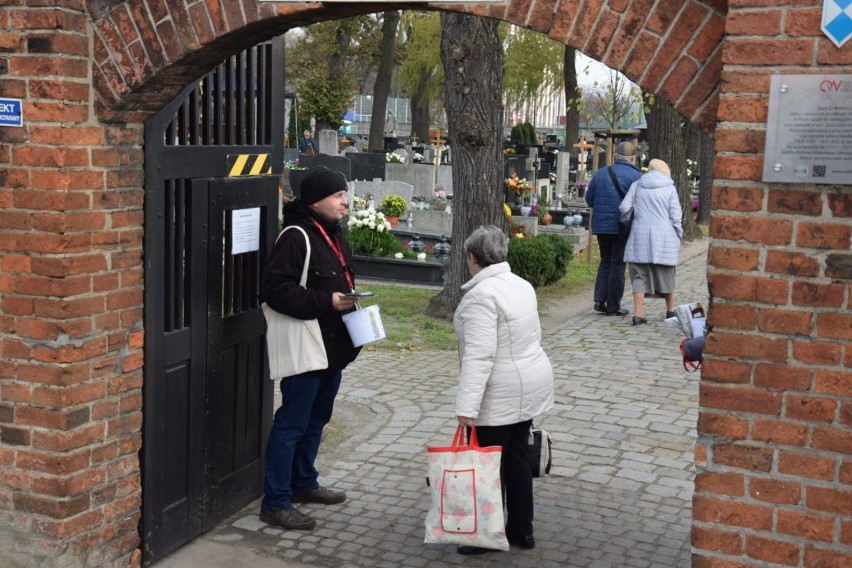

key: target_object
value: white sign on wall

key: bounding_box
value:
[763,74,852,185]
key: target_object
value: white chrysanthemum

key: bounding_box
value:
[347,218,356,227]
[417,252,426,261]
[368,221,376,229]
[376,224,384,233]
[394,252,403,259]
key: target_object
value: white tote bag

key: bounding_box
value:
[263,226,328,379]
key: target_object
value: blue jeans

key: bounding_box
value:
[262,370,342,511]
[593,233,627,312]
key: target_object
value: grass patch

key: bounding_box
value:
[356,247,600,352]
[357,285,457,352]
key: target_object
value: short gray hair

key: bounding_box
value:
[464,225,508,267]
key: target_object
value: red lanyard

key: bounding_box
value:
[311,220,354,291]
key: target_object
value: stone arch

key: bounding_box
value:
[92,1,726,131]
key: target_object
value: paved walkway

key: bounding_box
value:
[157,238,709,568]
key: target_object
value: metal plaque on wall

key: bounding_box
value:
[763,74,852,185]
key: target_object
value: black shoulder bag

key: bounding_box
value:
[608,166,635,239]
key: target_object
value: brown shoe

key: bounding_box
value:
[291,486,346,505]
[259,507,316,530]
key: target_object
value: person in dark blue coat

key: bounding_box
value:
[298,129,318,154]
[584,141,642,316]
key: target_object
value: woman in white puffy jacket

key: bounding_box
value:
[453,225,555,555]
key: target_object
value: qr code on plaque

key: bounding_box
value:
[812,165,827,178]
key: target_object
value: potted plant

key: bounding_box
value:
[379,194,407,226]
[430,187,448,211]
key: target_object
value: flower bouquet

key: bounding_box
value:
[505,173,534,205]
[345,208,401,256]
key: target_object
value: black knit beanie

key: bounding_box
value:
[299,166,347,205]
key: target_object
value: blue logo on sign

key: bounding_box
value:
[823,0,852,47]
[0,98,23,127]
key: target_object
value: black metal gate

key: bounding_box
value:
[142,38,284,564]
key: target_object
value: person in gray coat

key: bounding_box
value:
[619,159,683,325]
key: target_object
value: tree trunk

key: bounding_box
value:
[563,45,580,157]
[368,12,399,152]
[644,97,702,241]
[427,13,504,318]
[409,74,431,145]
[313,22,353,133]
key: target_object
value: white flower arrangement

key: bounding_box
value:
[394,252,403,259]
[347,207,391,233]
[417,252,426,262]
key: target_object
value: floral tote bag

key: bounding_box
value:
[424,425,509,551]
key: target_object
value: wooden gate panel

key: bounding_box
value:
[202,176,277,528]
[143,37,283,564]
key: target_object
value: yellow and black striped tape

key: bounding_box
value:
[227,153,271,177]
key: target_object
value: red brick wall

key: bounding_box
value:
[697,0,852,565]
[0,1,849,566]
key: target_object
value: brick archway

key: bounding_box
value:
[2,1,850,567]
[92,1,726,130]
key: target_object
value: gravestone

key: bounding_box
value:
[386,163,435,200]
[436,165,453,197]
[392,148,409,163]
[408,209,452,237]
[318,129,339,156]
[350,180,414,211]
[299,154,352,181]
[283,148,300,165]
[555,152,573,203]
[349,152,386,181]
[504,155,528,180]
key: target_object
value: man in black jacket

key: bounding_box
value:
[259,166,360,531]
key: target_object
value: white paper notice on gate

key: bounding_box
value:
[232,208,260,255]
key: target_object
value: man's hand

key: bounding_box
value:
[332,292,358,311]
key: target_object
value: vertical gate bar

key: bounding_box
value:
[214,64,223,145]
[164,180,176,331]
[246,47,257,145]
[225,57,235,145]
[201,74,211,144]
[223,212,234,316]
[257,44,268,144]
[176,181,187,327]
[236,51,246,146]
[188,86,199,145]
[178,97,188,146]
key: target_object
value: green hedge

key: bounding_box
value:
[507,233,573,288]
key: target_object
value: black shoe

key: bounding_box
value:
[632,316,648,325]
[606,308,629,316]
[507,534,536,549]
[291,486,346,505]
[593,302,606,313]
[259,507,316,530]
[457,545,494,555]
[665,311,676,319]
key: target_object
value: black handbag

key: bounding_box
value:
[607,167,635,239]
[527,426,552,478]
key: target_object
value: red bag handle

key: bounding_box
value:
[680,339,701,373]
[451,424,480,449]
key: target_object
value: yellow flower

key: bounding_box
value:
[503,203,512,218]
